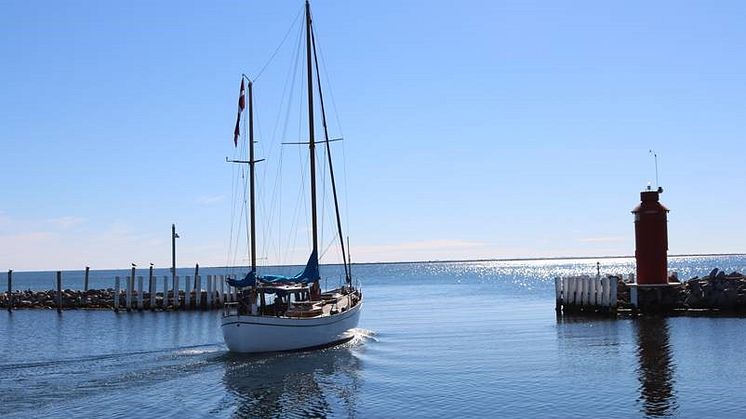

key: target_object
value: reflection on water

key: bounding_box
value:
[222,335,366,418]
[635,317,678,417]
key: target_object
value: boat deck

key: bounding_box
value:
[285,291,355,318]
[225,286,361,319]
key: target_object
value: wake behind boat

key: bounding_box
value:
[221,1,363,353]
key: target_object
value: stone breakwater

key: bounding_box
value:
[0,289,224,310]
[682,268,746,309]
[616,268,746,312]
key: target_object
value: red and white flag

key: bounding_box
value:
[234,79,246,147]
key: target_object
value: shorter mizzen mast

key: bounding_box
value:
[228,76,263,280]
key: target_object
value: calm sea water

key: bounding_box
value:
[1,255,745,418]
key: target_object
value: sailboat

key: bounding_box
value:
[221,1,363,353]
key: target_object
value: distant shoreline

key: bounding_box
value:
[350,253,746,267]
[7,253,744,273]
[215,252,746,269]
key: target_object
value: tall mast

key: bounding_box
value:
[305,0,319,258]
[310,28,350,283]
[248,80,257,272]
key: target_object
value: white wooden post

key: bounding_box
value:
[209,275,214,307]
[149,275,156,310]
[195,275,202,310]
[219,275,225,306]
[185,275,192,310]
[561,277,568,307]
[600,277,608,307]
[162,276,168,309]
[591,276,601,306]
[604,276,614,307]
[212,276,218,306]
[114,276,120,311]
[610,277,618,309]
[207,275,213,309]
[174,275,180,309]
[214,276,218,307]
[589,277,597,306]
[137,276,144,310]
[125,276,132,311]
[554,277,561,311]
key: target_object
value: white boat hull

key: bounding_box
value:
[221,300,362,353]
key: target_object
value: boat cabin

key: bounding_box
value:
[225,282,360,319]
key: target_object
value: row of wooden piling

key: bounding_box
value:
[4,269,242,312]
[112,274,240,312]
[555,275,620,315]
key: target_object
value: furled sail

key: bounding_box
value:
[260,250,320,284]
[227,251,319,288]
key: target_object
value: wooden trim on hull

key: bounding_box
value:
[221,305,361,328]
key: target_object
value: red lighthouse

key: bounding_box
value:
[632,188,669,285]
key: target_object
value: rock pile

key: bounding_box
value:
[0,289,165,310]
[612,268,746,312]
[683,268,746,310]
[3,289,109,309]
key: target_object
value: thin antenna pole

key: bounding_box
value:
[649,149,659,188]
[305,0,319,258]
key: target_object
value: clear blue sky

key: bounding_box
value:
[1,0,744,271]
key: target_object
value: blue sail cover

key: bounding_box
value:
[261,250,319,284]
[227,270,257,288]
[226,251,319,288]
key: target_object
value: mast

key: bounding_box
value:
[248,80,257,272]
[228,76,262,274]
[305,0,319,259]
[310,28,350,283]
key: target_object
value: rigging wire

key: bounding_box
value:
[228,4,352,270]
[252,6,304,82]
[313,25,353,256]
[225,130,238,271]
[284,23,307,265]
[226,109,247,274]
[311,23,350,276]
[261,19,305,266]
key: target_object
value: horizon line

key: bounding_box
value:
[6,252,745,273]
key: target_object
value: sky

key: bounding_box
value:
[1,0,745,271]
